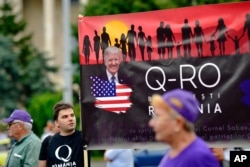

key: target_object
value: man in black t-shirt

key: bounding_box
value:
[38,102,88,167]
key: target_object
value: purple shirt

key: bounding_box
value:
[159,137,220,167]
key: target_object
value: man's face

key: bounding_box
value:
[104,53,121,75]
[7,121,22,139]
[149,107,177,143]
[55,108,76,134]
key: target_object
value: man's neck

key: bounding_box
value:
[168,132,196,158]
[60,129,75,136]
[15,131,30,141]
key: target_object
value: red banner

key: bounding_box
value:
[78,2,250,149]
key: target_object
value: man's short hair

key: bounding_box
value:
[23,122,32,131]
[103,46,121,62]
[53,102,73,121]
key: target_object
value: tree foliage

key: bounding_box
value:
[27,92,64,137]
[82,0,240,16]
[0,2,57,117]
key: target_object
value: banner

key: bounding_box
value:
[78,2,250,149]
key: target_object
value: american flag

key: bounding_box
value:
[90,76,132,113]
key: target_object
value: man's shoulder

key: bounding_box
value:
[26,132,41,143]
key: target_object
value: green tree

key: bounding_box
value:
[0,2,57,117]
[27,92,62,137]
[82,0,240,16]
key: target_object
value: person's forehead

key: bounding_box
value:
[154,106,170,114]
[106,53,119,59]
[58,108,74,116]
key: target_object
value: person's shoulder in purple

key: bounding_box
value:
[159,137,219,167]
[149,89,220,167]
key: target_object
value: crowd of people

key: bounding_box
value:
[0,89,233,167]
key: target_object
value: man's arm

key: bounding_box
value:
[38,160,47,167]
[23,140,41,167]
[38,136,51,167]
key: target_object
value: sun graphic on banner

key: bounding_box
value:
[102,20,129,45]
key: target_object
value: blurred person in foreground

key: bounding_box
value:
[104,149,134,167]
[149,89,220,167]
[38,102,88,167]
[2,109,41,167]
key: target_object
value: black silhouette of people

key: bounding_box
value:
[181,19,193,57]
[146,35,153,61]
[138,26,147,61]
[156,21,166,60]
[126,24,137,61]
[165,24,176,59]
[82,35,92,64]
[212,18,228,56]
[93,30,101,64]
[242,13,250,52]
[114,38,120,48]
[207,35,216,56]
[120,33,127,62]
[101,26,111,63]
[228,34,244,55]
[193,20,205,57]
[83,14,250,64]
[176,42,182,58]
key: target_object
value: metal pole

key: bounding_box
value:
[43,0,54,63]
[62,0,72,104]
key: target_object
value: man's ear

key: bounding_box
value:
[174,116,185,132]
[54,120,59,128]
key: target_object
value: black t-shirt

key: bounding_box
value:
[39,130,86,167]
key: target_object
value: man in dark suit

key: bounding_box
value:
[100,46,128,84]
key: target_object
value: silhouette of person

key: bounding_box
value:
[156,21,166,60]
[114,38,120,48]
[120,33,127,62]
[138,26,147,61]
[146,35,153,61]
[93,30,101,64]
[181,19,193,57]
[101,26,111,63]
[82,35,92,64]
[165,24,176,59]
[207,35,216,56]
[176,42,182,58]
[212,18,228,56]
[126,24,137,61]
[193,20,205,57]
[242,13,250,51]
[228,35,244,55]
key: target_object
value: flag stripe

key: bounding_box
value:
[96,100,131,105]
[116,88,132,92]
[96,96,130,101]
[96,103,132,108]
[100,108,128,113]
